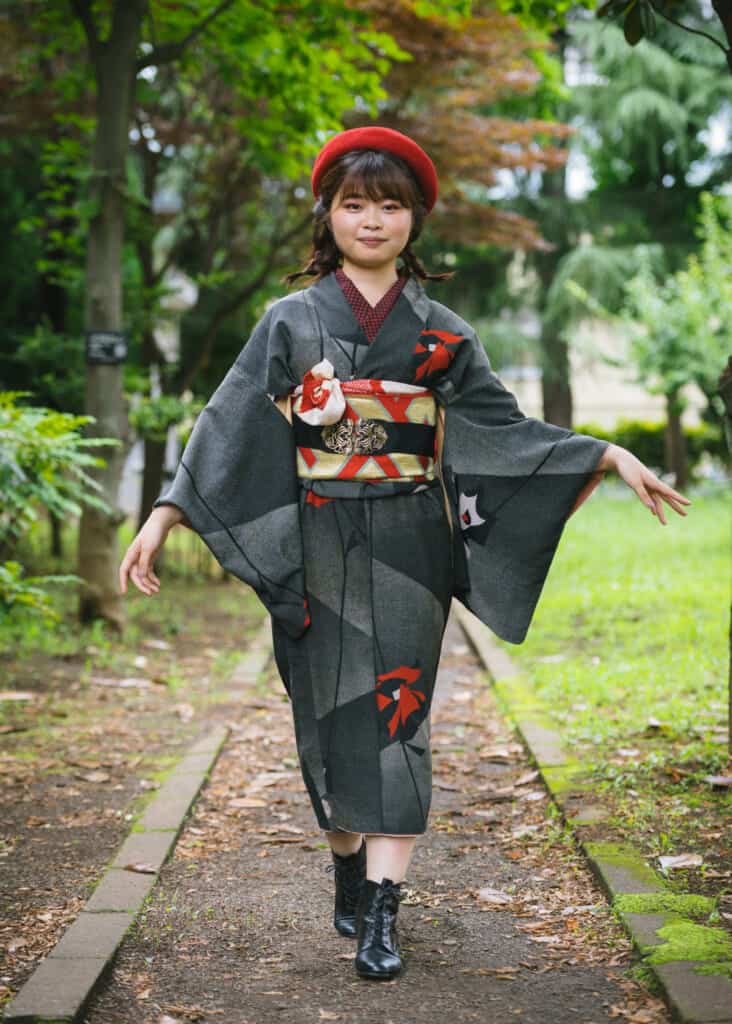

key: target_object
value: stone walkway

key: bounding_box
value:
[75,613,668,1024]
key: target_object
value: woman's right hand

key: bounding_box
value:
[119,506,183,596]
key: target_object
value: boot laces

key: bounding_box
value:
[325,857,365,902]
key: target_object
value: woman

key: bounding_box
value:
[119,126,690,982]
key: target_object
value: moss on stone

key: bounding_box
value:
[583,841,667,890]
[542,761,594,793]
[493,676,552,724]
[644,920,732,975]
[615,893,715,918]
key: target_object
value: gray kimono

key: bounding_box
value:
[155,270,608,834]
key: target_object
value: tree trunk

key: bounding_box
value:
[138,436,166,534]
[540,323,573,427]
[664,388,688,491]
[49,511,63,559]
[76,1,147,629]
[535,28,574,428]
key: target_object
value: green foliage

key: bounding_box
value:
[413,0,472,19]
[6,0,474,414]
[0,392,119,621]
[576,418,726,473]
[620,198,731,404]
[0,560,78,625]
[9,324,85,414]
[128,392,204,443]
[500,0,729,70]
[570,19,732,192]
[565,192,731,408]
[496,0,576,28]
[543,243,665,331]
[0,392,113,550]
[15,113,95,293]
[597,0,728,59]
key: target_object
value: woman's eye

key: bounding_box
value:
[343,201,401,210]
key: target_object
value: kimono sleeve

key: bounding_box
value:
[434,329,609,645]
[153,306,310,639]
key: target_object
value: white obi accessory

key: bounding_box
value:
[292,358,346,425]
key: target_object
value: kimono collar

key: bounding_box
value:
[304,269,431,348]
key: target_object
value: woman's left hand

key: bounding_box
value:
[604,444,692,525]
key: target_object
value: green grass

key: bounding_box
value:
[496,484,729,780]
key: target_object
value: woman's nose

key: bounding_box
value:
[361,204,383,225]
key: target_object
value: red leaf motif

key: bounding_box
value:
[413,330,465,383]
[375,664,426,738]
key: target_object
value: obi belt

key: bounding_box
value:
[291,362,437,484]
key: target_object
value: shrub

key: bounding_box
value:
[0,391,118,623]
[575,418,727,475]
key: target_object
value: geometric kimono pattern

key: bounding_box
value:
[155,267,610,835]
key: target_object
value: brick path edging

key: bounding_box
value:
[4,623,273,1024]
[453,602,732,1024]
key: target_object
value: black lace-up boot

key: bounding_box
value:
[324,839,367,937]
[354,877,403,979]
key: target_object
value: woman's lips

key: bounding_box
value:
[359,238,386,246]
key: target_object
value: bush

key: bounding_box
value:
[0,391,118,623]
[575,418,727,475]
[0,560,78,626]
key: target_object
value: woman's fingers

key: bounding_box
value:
[641,472,692,525]
[650,478,692,508]
[636,481,655,513]
[119,538,140,594]
[120,539,160,596]
[130,561,155,596]
[137,548,160,594]
[129,563,147,595]
[651,490,667,525]
[139,563,160,594]
[660,493,689,516]
[617,449,692,526]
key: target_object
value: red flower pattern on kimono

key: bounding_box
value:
[412,329,465,383]
[375,664,426,739]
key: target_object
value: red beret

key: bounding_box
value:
[310,126,438,213]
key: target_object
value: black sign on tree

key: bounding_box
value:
[86,330,128,364]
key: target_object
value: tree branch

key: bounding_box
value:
[136,0,237,71]
[69,0,101,63]
[648,0,730,66]
[711,0,732,71]
[178,210,311,394]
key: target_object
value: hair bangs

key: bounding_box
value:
[335,151,419,209]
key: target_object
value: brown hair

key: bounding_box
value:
[283,148,454,287]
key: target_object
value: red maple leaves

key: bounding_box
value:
[413,329,465,383]
[375,664,426,739]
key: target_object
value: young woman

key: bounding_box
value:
[119,126,690,982]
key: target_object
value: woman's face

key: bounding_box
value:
[328,185,413,274]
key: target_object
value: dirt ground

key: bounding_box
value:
[82,616,671,1024]
[0,580,264,1008]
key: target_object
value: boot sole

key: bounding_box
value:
[356,965,403,980]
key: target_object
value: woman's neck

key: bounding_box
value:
[339,260,401,307]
